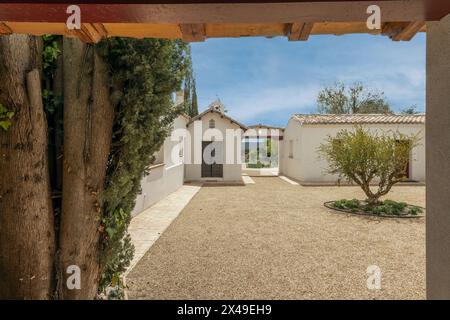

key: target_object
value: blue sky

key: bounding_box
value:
[191,33,426,127]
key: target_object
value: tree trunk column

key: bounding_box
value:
[0,35,55,299]
[59,38,114,299]
[426,14,450,300]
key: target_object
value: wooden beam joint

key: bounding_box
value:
[286,22,314,41]
[383,21,425,41]
[0,22,12,35]
[67,23,108,44]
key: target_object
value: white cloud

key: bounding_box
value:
[193,34,426,123]
[224,85,321,121]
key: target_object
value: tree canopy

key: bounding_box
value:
[317,82,392,114]
[319,126,419,205]
[401,105,420,114]
[180,46,199,118]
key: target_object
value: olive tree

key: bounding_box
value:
[318,126,420,206]
[317,82,391,114]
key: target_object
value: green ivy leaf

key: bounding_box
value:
[106,227,116,238]
[0,120,12,131]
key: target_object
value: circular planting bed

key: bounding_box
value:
[324,199,425,219]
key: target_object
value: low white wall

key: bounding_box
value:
[278,139,285,173]
[279,117,304,181]
[223,164,243,181]
[131,115,187,217]
[132,163,184,217]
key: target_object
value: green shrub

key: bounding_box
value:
[331,198,422,217]
[409,206,423,216]
[333,199,360,210]
[247,161,264,169]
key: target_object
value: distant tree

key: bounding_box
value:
[183,77,192,115]
[401,105,420,114]
[319,126,419,206]
[182,46,198,116]
[317,82,391,114]
[191,77,199,116]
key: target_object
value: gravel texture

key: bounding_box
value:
[127,177,425,300]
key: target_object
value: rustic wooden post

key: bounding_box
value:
[426,13,450,300]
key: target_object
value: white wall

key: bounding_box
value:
[279,117,304,181]
[131,115,188,216]
[185,111,243,182]
[281,120,426,183]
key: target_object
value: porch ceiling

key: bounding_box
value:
[0,1,448,43]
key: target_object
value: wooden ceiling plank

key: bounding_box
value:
[208,23,285,38]
[0,22,12,35]
[102,23,181,39]
[0,2,429,24]
[179,23,206,42]
[1,21,426,41]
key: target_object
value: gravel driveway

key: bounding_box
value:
[127,177,425,299]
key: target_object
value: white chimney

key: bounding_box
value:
[175,91,184,106]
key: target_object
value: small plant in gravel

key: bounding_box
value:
[330,199,423,217]
[333,199,360,212]
[408,206,423,216]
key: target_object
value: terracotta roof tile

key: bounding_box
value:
[293,114,425,125]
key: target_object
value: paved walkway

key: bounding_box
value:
[125,183,202,275]
[242,167,279,176]
[242,174,255,184]
[279,175,299,185]
[127,177,425,299]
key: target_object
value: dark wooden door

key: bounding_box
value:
[202,141,223,178]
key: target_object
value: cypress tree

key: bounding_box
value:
[191,77,199,117]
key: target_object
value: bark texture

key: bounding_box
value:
[58,38,114,299]
[0,35,55,299]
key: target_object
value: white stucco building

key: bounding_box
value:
[279,114,426,184]
[133,105,426,215]
[185,101,247,183]
[132,101,247,215]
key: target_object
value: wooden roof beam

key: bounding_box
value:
[384,21,425,41]
[179,24,206,42]
[68,23,108,43]
[286,22,314,41]
[0,22,12,35]
[0,2,429,24]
